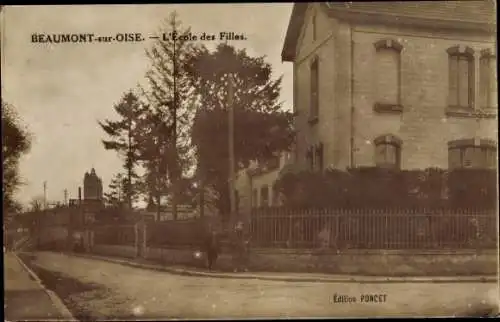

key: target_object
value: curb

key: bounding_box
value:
[13,252,78,321]
[68,252,497,284]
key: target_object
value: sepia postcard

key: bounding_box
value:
[2,2,499,320]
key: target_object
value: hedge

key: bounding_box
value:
[274,167,497,209]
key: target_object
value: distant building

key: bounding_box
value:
[84,168,103,201]
[235,151,293,213]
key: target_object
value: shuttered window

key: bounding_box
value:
[374,135,402,169]
[448,140,497,169]
[448,46,474,108]
[376,49,400,105]
[480,50,497,109]
[310,58,319,119]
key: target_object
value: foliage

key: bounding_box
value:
[29,195,45,212]
[2,101,32,214]
[98,91,146,209]
[104,173,126,208]
[186,43,294,218]
[274,167,497,209]
[140,11,204,219]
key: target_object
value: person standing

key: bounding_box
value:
[203,230,220,271]
[233,220,250,272]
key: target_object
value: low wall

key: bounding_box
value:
[93,244,137,259]
[247,249,498,276]
[90,244,498,276]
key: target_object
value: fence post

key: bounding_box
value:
[134,223,139,257]
[143,223,147,258]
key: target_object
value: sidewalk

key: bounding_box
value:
[70,252,497,284]
[4,252,76,321]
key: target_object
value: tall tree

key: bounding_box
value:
[2,101,32,215]
[142,11,203,220]
[104,173,126,208]
[135,109,171,218]
[98,90,146,210]
[186,44,294,219]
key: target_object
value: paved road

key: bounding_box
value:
[4,252,66,321]
[22,252,498,319]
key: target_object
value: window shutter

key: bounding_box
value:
[448,148,462,169]
[490,57,497,108]
[486,148,497,169]
[480,57,490,109]
[310,60,319,118]
[385,144,397,165]
[463,147,475,168]
[375,144,387,165]
[376,49,399,105]
[449,56,459,107]
[458,57,470,107]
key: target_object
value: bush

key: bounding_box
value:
[275,167,496,209]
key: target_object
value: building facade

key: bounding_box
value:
[235,151,293,213]
[84,168,103,200]
[282,2,497,172]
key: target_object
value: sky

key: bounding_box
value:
[2,4,294,207]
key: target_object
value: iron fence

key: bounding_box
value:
[250,207,497,249]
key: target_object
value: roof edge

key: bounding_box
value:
[282,3,496,62]
[326,8,496,35]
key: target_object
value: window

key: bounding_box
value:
[374,135,402,169]
[252,188,258,208]
[447,45,475,109]
[260,185,269,207]
[271,184,280,207]
[234,190,240,212]
[315,143,324,171]
[374,39,403,112]
[448,139,497,169]
[479,49,497,109]
[312,13,317,41]
[310,58,319,122]
[265,154,280,171]
[306,146,314,170]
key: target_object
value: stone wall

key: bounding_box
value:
[91,244,497,276]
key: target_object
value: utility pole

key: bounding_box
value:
[43,181,47,210]
[228,73,236,219]
[64,189,68,206]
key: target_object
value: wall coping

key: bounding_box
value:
[251,248,498,256]
[137,245,498,256]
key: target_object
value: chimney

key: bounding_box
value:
[78,187,82,203]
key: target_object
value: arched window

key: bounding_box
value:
[479,49,497,109]
[447,45,475,109]
[374,39,403,112]
[448,138,497,169]
[374,134,402,169]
